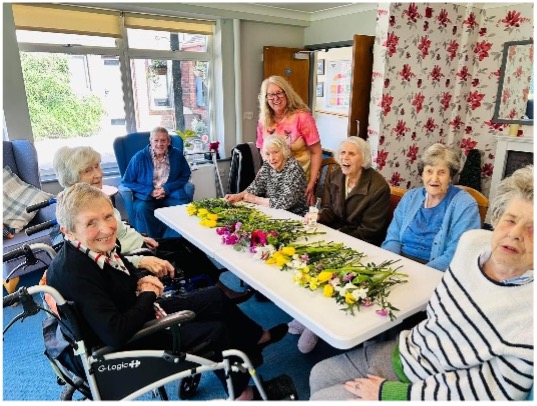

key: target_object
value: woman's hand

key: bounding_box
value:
[138,256,175,278]
[343,374,385,400]
[224,193,243,204]
[305,182,317,206]
[137,275,165,297]
[143,237,159,249]
[243,192,258,204]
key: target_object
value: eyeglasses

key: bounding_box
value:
[266,91,286,100]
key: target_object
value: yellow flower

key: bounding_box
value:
[200,218,216,227]
[303,274,311,282]
[272,251,283,258]
[281,246,296,256]
[293,272,303,283]
[206,213,218,221]
[318,271,333,283]
[276,256,289,267]
[309,278,318,290]
[186,204,197,215]
[345,292,357,304]
[197,208,209,217]
[265,257,277,265]
[323,284,334,297]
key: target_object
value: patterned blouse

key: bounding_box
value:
[246,156,308,216]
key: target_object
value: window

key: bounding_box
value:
[12,4,215,178]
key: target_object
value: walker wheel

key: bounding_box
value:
[179,373,201,399]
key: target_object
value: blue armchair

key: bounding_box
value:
[3,140,56,291]
[113,132,193,225]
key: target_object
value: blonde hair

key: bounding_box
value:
[335,137,372,169]
[490,165,533,227]
[53,146,101,188]
[258,76,310,128]
[56,182,112,233]
[262,135,291,159]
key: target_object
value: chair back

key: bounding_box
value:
[389,186,407,222]
[456,185,489,226]
[113,132,184,176]
[315,157,339,206]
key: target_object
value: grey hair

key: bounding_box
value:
[490,165,533,227]
[53,146,101,188]
[334,136,372,169]
[417,143,461,178]
[262,135,291,159]
[150,126,171,141]
[56,182,112,233]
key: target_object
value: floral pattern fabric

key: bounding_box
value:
[368,2,534,197]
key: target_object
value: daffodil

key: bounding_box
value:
[275,256,289,267]
[323,284,334,297]
[186,204,197,215]
[309,278,319,290]
[318,271,333,283]
[206,213,218,221]
[281,246,296,256]
[345,292,357,304]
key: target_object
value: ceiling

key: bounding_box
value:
[252,3,355,13]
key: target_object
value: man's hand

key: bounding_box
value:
[139,256,175,278]
[344,374,385,400]
[151,187,166,200]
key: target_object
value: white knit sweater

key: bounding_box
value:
[398,229,534,400]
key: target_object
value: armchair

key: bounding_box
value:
[113,132,191,225]
[3,140,56,291]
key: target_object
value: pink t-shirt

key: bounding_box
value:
[256,110,320,178]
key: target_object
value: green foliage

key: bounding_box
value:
[20,53,104,141]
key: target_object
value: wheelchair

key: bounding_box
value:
[3,243,273,401]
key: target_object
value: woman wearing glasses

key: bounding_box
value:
[256,76,322,205]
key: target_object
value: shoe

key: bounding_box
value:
[253,374,299,400]
[258,323,288,350]
[229,288,255,305]
[288,319,305,335]
[297,328,319,354]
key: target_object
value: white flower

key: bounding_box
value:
[352,287,369,300]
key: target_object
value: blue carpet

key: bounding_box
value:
[3,271,343,400]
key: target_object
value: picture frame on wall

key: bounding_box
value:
[317,59,325,75]
[316,82,324,97]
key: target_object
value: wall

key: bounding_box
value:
[239,20,305,144]
[368,2,533,198]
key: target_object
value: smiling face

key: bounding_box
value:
[421,162,451,198]
[150,131,171,156]
[263,144,286,171]
[266,83,287,116]
[339,142,363,177]
[78,161,103,189]
[490,197,533,276]
[63,198,117,254]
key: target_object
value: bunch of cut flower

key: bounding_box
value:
[186,198,264,228]
[263,242,408,320]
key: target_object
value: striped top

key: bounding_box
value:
[398,229,533,400]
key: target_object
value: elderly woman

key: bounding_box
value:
[52,146,253,304]
[256,76,322,205]
[225,135,308,216]
[381,143,481,271]
[122,126,194,238]
[47,183,288,400]
[289,136,391,354]
[309,165,534,401]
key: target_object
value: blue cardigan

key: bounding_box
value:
[122,145,191,201]
[381,185,481,271]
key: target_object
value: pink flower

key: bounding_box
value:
[390,172,404,187]
[474,41,493,61]
[393,120,410,139]
[460,138,478,155]
[418,36,431,59]
[463,12,478,30]
[436,9,451,27]
[412,93,425,113]
[376,309,389,317]
[403,3,422,23]
[502,88,512,105]
[450,115,463,130]
[429,65,445,82]
[384,78,390,88]
[447,40,459,60]
[501,10,522,28]
[423,117,438,133]
[381,94,394,116]
[465,126,473,135]
[398,64,416,82]
[406,145,420,164]
[479,28,487,36]
[440,92,452,111]
[456,66,470,81]
[481,163,494,178]
[425,7,433,18]
[467,91,485,110]
[375,150,388,171]
[250,230,268,246]
[384,32,399,57]
[472,78,480,87]
[209,141,220,152]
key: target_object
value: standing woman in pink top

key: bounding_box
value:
[257,76,323,205]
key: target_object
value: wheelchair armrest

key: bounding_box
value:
[92,310,196,358]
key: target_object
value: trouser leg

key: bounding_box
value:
[309,339,399,400]
[133,199,163,238]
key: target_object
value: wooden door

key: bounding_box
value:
[347,35,374,139]
[263,46,310,105]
